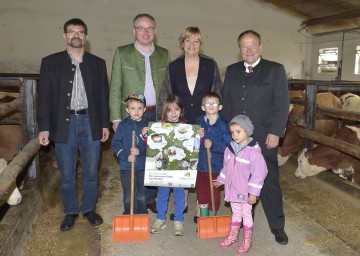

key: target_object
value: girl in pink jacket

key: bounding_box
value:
[214,115,268,255]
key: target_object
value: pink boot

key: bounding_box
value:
[237,225,253,255]
[219,222,241,248]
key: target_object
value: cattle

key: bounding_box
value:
[340,93,360,112]
[288,90,305,113]
[295,125,360,185]
[0,94,58,168]
[278,92,342,166]
[0,158,22,205]
[0,94,23,162]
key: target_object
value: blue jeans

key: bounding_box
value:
[55,114,100,215]
[143,109,158,204]
[157,187,185,222]
[120,170,147,214]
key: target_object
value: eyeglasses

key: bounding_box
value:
[204,103,220,107]
[66,30,86,36]
[134,26,155,33]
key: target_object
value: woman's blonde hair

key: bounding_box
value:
[178,27,204,51]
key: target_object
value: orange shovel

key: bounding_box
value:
[113,131,150,242]
[198,148,231,239]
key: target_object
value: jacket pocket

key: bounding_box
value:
[123,65,135,70]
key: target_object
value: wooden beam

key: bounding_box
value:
[0,138,40,204]
[302,9,360,27]
[296,127,360,159]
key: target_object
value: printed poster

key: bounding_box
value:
[144,122,200,188]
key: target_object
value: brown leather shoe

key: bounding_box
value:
[147,202,158,213]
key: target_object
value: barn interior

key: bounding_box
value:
[1,0,360,255]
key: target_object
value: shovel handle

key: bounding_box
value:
[130,131,135,215]
[207,148,216,216]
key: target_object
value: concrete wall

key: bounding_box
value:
[0,0,308,78]
[310,31,360,81]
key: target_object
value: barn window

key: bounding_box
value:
[354,46,360,75]
[318,48,338,74]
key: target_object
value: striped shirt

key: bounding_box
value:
[135,42,156,107]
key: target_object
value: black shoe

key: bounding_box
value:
[271,229,288,245]
[83,211,103,226]
[60,214,78,231]
[147,202,158,213]
[169,206,188,221]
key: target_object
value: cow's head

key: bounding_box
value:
[295,148,326,179]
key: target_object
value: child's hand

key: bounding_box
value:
[131,147,139,156]
[128,155,136,163]
[213,180,222,188]
[204,139,212,149]
[142,127,149,137]
[197,128,205,138]
[248,194,257,205]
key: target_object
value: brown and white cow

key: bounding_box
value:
[295,125,360,185]
[278,92,342,166]
[0,94,23,161]
[340,93,360,112]
[0,158,22,205]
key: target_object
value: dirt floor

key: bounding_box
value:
[21,140,360,256]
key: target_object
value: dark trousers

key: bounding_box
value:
[258,146,285,230]
[120,170,147,214]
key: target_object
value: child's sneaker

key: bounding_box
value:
[150,219,166,234]
[174,221,184,236]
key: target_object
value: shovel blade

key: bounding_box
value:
[113,214,150,242]
[198,215,231,239]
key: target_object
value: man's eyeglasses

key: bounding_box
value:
[66,30,86,36]
[204,103,220,107]
[134,26,155,33]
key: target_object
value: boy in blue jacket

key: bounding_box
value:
[196,92,232,217]
[111,93,148,214]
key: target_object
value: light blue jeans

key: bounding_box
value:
[157,187,185,222]
[55,114,100,214]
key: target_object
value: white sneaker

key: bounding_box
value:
[174,221,184,236]
[150,219,166,234]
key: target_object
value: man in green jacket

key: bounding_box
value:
[109,13,170,213]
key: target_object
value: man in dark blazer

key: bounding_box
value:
[37,18,110,231]
[222,30,290,245]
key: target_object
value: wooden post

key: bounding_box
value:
[304,84,317,148]
[21,80,38,178]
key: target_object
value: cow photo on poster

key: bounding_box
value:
[144,122,200,188]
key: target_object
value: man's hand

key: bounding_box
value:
[101,128,110,142]
[265,134,280,149]
[112,120,121,132]
[38,131,50,146]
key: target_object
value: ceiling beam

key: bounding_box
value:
[302,9,360,27]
